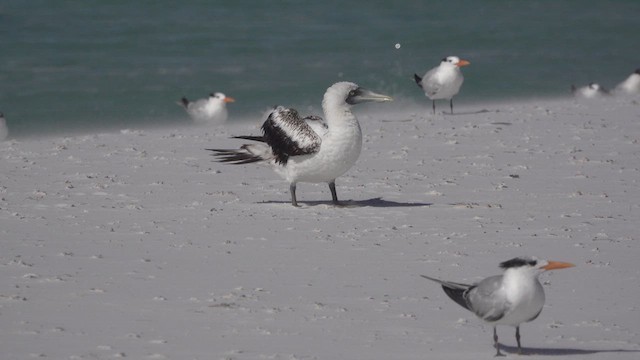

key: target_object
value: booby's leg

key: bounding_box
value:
[450,98,454,114]
[328,181,339,205]
[432,100,436,114]
[515,326,522,354]
[289,183,299,207]
[493,327,504,357]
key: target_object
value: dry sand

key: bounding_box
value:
[1,97,639,359]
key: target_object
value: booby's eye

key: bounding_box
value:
[348,90,357,97]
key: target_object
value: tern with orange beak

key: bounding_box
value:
[178,92,235,123]
[414,56,470,114]
[422,256,574,356]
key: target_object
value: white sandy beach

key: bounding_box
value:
[1,96,639,359]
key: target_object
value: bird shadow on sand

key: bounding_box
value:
[259,197,432,208]
[500,344,640,356]
[442,108,495,116]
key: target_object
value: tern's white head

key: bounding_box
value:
[499,256,575,277]
[440,56,471,68]
[209,92,235,104]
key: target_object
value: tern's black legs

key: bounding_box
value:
[494,327,505,357]
[290,183,299,207]
[515,326,522,354]
[431,99,455,115]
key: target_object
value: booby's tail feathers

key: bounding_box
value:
[232,135,266,143]
[207,143,273,165]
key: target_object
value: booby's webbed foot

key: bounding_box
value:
[328,181,339,204]
[290,184,299,207]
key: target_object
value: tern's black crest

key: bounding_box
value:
[499,257,538,269]
[635,68,640,75]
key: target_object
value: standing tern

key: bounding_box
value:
[422,256,574,356]
[178,92,235,123]
[207,82,392,207]
[414,56,470,114]
[614,68,640,95]
[571,83,609,99]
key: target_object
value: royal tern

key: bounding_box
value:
[422,256,574,356]
[0,113,8,141]
[178,92,235,123]
[571,83,609,99]
[614,69,640,95]
[414,56,470,114]
[207,82,392,207]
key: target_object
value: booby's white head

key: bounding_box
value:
[322,82,393,112]
[440,56,471,68]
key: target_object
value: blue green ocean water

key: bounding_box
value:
[1,1,639,137]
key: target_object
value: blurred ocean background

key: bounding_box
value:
[1,1,639,137]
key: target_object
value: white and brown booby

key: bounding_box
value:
[208,82,392,206]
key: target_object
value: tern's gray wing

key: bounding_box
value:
[261,106,322,165]
[422,67,442,97]
[465,275,509,322]
[421,275,474,311]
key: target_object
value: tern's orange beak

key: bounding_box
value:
[457,60,471,67]
[224,97,236,103]
[543,261,575,271]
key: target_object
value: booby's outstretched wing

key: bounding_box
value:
[207,106,323,166]
[261,106,322,165]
